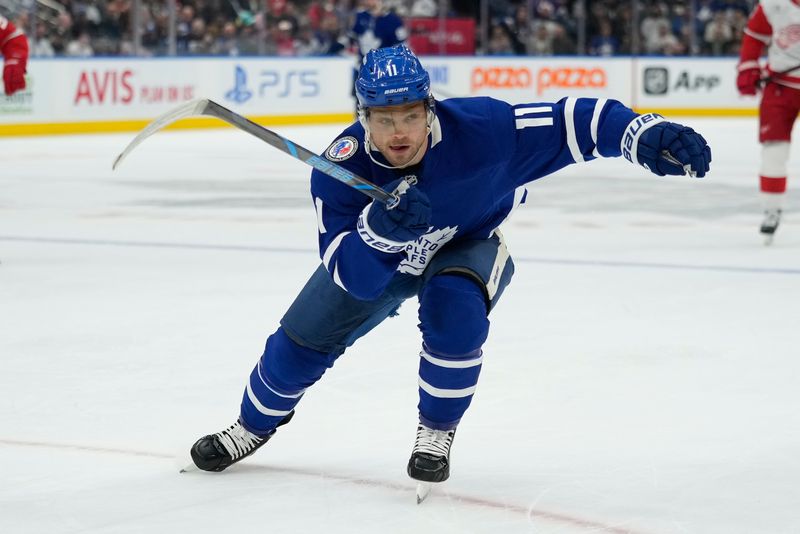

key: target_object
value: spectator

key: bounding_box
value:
[99,0,129,41]
[50,11,74,55]
[532,1,569,53]
[542,0,577,52]
[704,11,733,56]
[505,5,532,55]
[66,32,94,57]
[652,24,685,56]
[188,18,212,54]
[31,23,55,58]
[410,0,438,18]
[295,26,318,55]
[176,4,195,54]
[527,22,554,56]
[588,18,620,56]
[238,23,261,55]
[487,23,514,55]
[669,4,697,55]
[272,19,297,56]
[7,0,762,58]
[550,20,575,54]
[213,21,240,56]
[141,4,166,54]
[727,8,748,55]
[641,4,671,54]
[312,12,348,55]
[266,0,300,39]
[307,1,324,31]
[383,0,409,16]
[614,1,634,54]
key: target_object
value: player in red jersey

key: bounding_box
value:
[737,0,800,244]
[1,14,28,96]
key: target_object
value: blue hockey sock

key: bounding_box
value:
[240,327,338,435]
[417,274,489,429]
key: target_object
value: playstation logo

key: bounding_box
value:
[225,65,253,104]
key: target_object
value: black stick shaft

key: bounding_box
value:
[201,101,396,206]
[113,99,398,207]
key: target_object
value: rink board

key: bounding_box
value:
[0,56,758,136]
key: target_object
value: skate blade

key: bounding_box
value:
[416,482,432,504]
[175,449,197,473]
[763,234,774,246]
[179,462,198,473]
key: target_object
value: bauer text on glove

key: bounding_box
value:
[633,119,712,178]
[357,179,432,253]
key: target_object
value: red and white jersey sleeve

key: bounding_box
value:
[749,0,800,88]
[0,14,26,57]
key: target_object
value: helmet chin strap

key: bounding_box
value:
[359,105,435,170]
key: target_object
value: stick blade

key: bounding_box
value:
[112,99,211,171]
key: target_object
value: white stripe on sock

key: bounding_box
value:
[418,378,477,399]
[246,380,293,417]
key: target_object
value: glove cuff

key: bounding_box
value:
[357,203,409,254]
[738,60,760,72]
[621,113,665,168]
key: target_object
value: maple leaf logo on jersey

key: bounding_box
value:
[776,25,800,49]
[398,225,459,276]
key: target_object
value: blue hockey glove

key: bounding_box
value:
[358,178,432,252]
[637,121,712,178]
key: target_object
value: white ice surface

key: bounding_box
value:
[1,118,799,534]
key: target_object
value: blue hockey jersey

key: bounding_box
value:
[351,10,407,57]
[311,96,647,300]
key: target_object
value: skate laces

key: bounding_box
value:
[412,425,454,458]
[216,422,263,460]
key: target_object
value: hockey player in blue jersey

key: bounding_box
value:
[187,45,711,501]
[348,0,407,112]
[351,0,408,58]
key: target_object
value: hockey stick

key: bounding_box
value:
[112,99,400,208]
[758,50,800,85]
[760,64,800,85]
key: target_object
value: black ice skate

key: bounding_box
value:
[185,411,294,472]
[407,423,456,503]
[760,208,782,245]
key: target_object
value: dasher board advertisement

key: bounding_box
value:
[420,57,633,105]
[634,57,756,114]
[0,57,354,131]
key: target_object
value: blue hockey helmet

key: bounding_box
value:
[355,44,432,108]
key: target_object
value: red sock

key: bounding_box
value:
[760,176,787,193]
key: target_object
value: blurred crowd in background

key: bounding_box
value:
[0,0,758,58]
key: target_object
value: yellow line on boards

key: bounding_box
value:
[633,108,758,117]
[0,113,355,137]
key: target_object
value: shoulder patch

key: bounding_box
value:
[325,136,359,162]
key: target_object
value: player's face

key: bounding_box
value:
[367,102,429,168]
